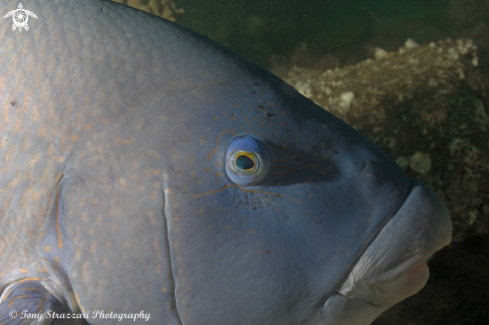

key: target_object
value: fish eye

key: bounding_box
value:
[229,151,259,175]
[225,136,271,186]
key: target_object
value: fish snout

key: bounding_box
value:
[336,179,452,306]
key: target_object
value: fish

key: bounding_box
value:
[0,0,451,324]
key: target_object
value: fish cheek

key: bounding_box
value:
[166,188,316,324]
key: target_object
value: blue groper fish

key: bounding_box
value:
[0,0,451,324]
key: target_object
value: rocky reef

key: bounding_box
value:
[279,38,489,243]
[112,0,184,22]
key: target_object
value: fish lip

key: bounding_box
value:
[336,179,452,306]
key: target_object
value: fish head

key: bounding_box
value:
[159,61,452,324]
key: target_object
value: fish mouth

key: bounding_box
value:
[335,178,452,307]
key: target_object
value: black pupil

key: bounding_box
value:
[236,155,254,170]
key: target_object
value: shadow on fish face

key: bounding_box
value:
[161,68,452,325]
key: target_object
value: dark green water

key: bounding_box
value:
[175,0,454,68]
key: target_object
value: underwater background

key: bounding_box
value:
[115,0,489,324]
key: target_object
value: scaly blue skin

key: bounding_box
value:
[0,1,451,324]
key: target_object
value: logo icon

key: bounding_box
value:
[3,3,38,32]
